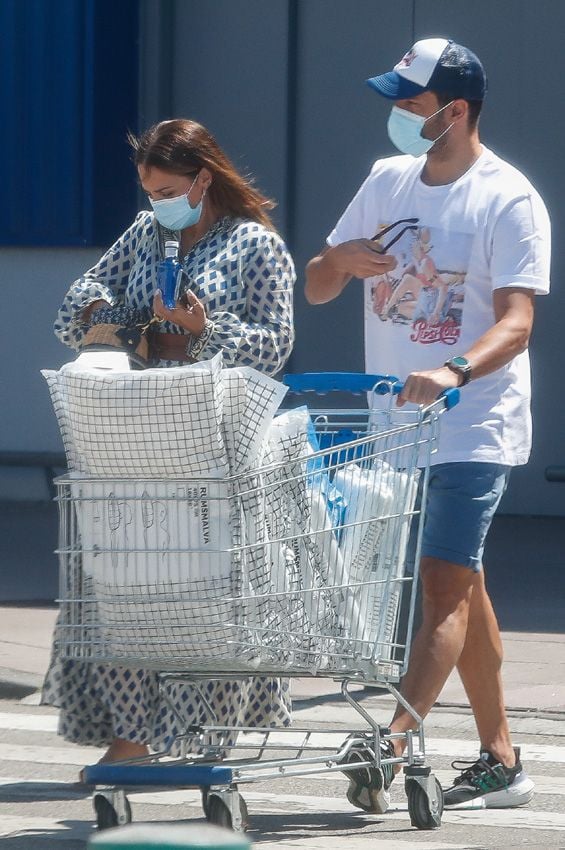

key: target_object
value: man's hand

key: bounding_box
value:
[397,366,461,407]
[330,239,398,279]
[305,241,397,304]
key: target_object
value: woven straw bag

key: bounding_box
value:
[80,323,154,368]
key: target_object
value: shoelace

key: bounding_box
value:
[450,756,509,791]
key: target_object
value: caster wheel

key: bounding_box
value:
[205,792,248,832]
[201,787,210,817]
[206,795,233,829]
[407,776,443,829]
[93,793,132,831]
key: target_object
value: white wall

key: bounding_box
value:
[0,247,100,499]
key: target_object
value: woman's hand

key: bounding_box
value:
[152,289,207,336]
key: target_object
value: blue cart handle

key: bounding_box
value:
[283,372,400,395]
[282,371,459,410]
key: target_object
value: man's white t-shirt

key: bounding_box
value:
[327,146,551,467]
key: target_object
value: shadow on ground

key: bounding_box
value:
[0,781,91,803]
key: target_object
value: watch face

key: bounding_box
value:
[451,356,469,368]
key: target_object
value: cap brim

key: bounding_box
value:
[366,71,427,100]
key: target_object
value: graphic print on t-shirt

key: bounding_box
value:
[368,223,473,345]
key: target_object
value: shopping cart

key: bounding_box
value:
[53,372,458,833]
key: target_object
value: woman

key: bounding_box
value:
[42,118,295,770]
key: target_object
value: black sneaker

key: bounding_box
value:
[340,733,396,814]
[443,747,534,809]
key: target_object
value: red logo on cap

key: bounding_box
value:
[399,49,416,68]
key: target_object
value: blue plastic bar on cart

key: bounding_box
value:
[283,372,459,409]
[283,372,400,395]
[83,762,233,787]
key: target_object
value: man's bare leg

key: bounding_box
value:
[389,557,476,745]
[456,568,515,767]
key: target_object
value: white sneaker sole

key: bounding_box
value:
[445,773,535,810]
[347,782,391,814]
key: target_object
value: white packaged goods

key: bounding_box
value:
[334,462,419,654]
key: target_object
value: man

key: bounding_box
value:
[305,37,550,812]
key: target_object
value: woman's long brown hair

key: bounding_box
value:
[129,119,276,230]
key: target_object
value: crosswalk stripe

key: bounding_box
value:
[442,808,565,830]
[425,737,565,764]
[0,711,58,732]
[1,711,564,766]
[5,711,565,766]
[0,736,564,774]
[0,742,105,766]
[4,712,565,764]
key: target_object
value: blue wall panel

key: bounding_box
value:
[0,0,139,246]
[0,0,86,243]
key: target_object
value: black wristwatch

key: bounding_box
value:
[444,355,472,386]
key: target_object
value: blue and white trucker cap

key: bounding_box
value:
[367,38,487,101]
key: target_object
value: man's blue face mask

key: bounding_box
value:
[387,101,454,157]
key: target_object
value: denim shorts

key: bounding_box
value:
[411,461,511,572]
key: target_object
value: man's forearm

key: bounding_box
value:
[398,289,535,406]
[305,249,351,304]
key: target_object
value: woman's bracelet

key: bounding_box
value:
[186,319,215,360]
[89,305,148,328]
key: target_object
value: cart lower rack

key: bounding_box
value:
[53,372,458,833]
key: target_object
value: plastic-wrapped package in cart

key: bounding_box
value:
[68,476,235,661]
[334,461,419,656]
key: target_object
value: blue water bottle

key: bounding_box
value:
[158,240,181,309]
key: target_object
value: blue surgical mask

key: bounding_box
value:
[387,102,454,157]
[149,173,204,230]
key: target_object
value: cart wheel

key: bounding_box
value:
[206,795,233,829]
[205,792,248,832]
[201,787,210,817]
[93,793,132,831]
[239,795,249,830]
[406,776,443,829]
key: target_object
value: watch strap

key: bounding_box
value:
[444,357,472,386]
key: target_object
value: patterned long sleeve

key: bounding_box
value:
[54,213,151,350]
[188,228,295,375]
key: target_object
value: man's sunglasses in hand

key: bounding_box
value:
[371,218,419,253]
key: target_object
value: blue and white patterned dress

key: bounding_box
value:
[42,212,295,750]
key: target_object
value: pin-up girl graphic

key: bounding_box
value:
[372,225,465,343]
